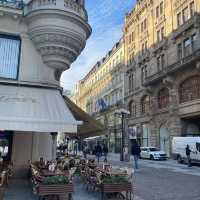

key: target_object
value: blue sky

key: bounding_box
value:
[60,0,135,91]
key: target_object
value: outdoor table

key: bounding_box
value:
[37,183,74,200]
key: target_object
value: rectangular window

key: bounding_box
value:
[177,12,181,27]
[161,27,164,40]
[177,43,183,60]
[182,7,188,23]
[141,22,144,32]
[160,1,164,15]
[161,54,165,68]
[145,41,148,50]
[156,6,159,18]
[190,1,195,17]
[184,38,191,57]
[0,35,21,79]
[157,30,160,42]
[142,43,145,55]
[191,33,197,51]
[141,65,148,82]
[157,57,161,71]
[144,19,147,30]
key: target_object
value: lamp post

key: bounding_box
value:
[114,108,130,161]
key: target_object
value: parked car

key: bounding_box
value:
[172,137,200,164]
[140,147,167,160]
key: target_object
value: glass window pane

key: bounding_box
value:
[0,36,20,79]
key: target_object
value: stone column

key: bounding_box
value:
[51,132,58,161]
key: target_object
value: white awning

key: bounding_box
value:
[0,85,79,133]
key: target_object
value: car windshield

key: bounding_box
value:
[149,148,159,151]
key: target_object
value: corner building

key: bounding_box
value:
[124,0,200,156]
[0,0,91,176]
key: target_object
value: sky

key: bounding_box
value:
[60,0,136,91]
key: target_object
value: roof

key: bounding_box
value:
[63,96,105,139]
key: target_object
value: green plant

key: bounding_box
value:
[102,175,129,184]
[43,176,69,185]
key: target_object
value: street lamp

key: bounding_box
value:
[114,108,130,161]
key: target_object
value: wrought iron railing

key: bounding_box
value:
[0,0,23,9]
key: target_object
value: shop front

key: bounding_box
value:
[0,85,80,177]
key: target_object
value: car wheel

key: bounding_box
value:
[177,155,183,164]
[150,155,154,160]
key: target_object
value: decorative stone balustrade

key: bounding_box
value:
[24,0,87,21]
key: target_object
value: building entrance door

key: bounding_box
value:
[160,125,170,157]
[0,131,13,162]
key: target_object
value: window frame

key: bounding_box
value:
[0,34,21,80]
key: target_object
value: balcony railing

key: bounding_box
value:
[138,50,150,64]
[172,13,200,39]
[143,49,200,86]
[0,0,23,9]
[24,0,88,21]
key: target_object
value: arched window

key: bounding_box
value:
[158,88,169,109]
[179,76,200,103]
[129,101,136,116]
[141,95,150,114]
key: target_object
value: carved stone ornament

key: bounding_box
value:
[24,0,91,80]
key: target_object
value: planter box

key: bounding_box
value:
[101,183,133,200]
[102,182,132,193]
[38,183,73,196]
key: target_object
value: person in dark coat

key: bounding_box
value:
[185,144,192,167]
[132,141,141,169]
[95,142,102,163]
[103,143,109,162]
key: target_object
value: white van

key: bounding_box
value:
[172,137,200,164]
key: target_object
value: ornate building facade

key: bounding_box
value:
[71,39,125,152]
[124,0,200,156]
[0,0,91,176]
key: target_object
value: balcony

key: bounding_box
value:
[138,50,150,64]
[153,38,168,55]
[143,49,200,86]
[172,13,200,40]
[0,0,23,10]
[24,0,91,80]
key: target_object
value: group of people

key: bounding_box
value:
[83,142,108,163]
[94,142,109,163]
[83,141,194,169]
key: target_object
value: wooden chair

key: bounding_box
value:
[0,171,8,188]
[0,188,5,200]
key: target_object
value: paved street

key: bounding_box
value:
[105,154,200,200]
[4,155,200,200]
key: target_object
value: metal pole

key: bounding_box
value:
[120,113,124,161]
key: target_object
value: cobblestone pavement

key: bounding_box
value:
[4,155,200,200]
[98,154,200,200]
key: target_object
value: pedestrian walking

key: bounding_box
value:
[132,141,141,169]
[103,143,109,162]
[95,142,102,163]
[185,144,192,167]
[83,146,88,159]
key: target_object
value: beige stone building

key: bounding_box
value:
[124,0,200,156]
[71,39,125,152]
